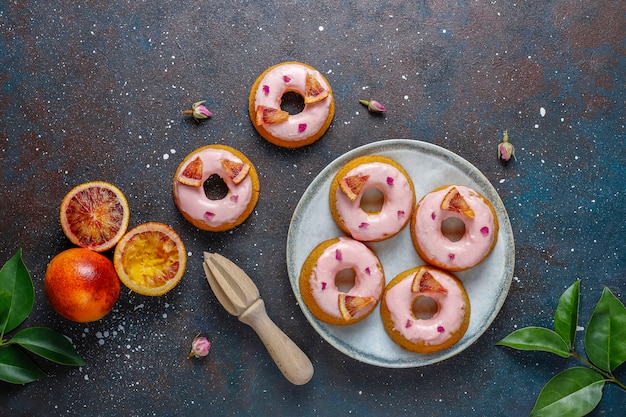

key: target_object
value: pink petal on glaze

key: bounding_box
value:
[204,212,215,220]
[283,75,291,83]
[480,226,489,236]
[298,123,307,133]
[358,222,369,229]
[335,249,342,261]
[387,176,394,185]
[262,85,270,95]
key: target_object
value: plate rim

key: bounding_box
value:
[286,139,514,368]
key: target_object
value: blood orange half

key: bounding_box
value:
[113,222,186,296]
[60,181,130,252]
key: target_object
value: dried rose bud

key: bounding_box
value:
[498,130,516,161]
[359,99,386,113]
[183,100,213,121]
[187,335,211,359]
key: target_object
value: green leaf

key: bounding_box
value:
[0,345,46,384]
[530,367,605,417]
[9,327,85,366]
[0,249,35,335]
[554,280,580,348]
[585,287,626,372]
[496,327,570,357]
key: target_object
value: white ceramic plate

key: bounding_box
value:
[286,139,514,368]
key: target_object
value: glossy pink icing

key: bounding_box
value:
[334,161,414,241]
[385,268,467,346]
[174,147,253,228]
[413,185,496,270]
[253,63,332,142]
[309,237,384,320]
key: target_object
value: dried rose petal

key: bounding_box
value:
[480,226,489,236]
[262,85,270,95]
[321,282,327,290]
[365,267,371,275]
[405,320,412,328]
[387,176,394,185]
[230,195,239,202]
[398,210,405,218]
[283,75,291,83]
[298,123,307,133]
[335,249,342,261]
[448,253,455,260]
[437,326,445,333]
[204,212,215,220]
[431,212,436,220]
[358,222,369,229]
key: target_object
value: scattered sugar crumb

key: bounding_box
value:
[540,107,546,117]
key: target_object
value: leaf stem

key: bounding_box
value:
[571,350,626,390]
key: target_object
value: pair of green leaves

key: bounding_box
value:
[0,249,85,384]
[497,280,626,417]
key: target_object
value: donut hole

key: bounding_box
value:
[203,174,229,200]
[335,268,356,292]
[412,296,439,320]
[360,188,384,213]
[280,91,305,115]
[441,217,466,242]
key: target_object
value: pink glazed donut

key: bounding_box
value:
[173,145,260,232]
[249,62,334,148]
[380,265,470,353]
[411,185,498,271]
[329,155,415,242]
[299,237,385,325]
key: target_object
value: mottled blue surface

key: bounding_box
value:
[0,1,624,416]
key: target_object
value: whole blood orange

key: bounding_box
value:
[113,222,186,296]
[60,181,130,252]
[44,248,121,322]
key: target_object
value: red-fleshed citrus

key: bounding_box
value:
[60,181,130,252]
[44,248,120,322]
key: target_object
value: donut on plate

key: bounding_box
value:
[249,61,334,148]
[173,144,259,231]
[329,155,415,242]
[299,237,385,326]
[411,184,498,271]
[380,265,470,354]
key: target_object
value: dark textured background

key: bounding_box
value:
[1,1,624,416]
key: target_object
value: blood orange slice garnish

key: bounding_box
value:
[221,159,251,184]
[304,72,328,104]
[411,269,447,294]
[60,181,130,252]
[113,222,187,296]
[178,156,203,187]
[256,105,289,125]
[338,174,369,201]
[441,187,475,218]
[338,294,375,320]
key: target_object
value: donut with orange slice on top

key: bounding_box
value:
[249,61,334,148]
[411,184,499,271]
[173,144,259,231]
[299,237,385,326]
[380,265,470,353]
[329,155,415,242]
